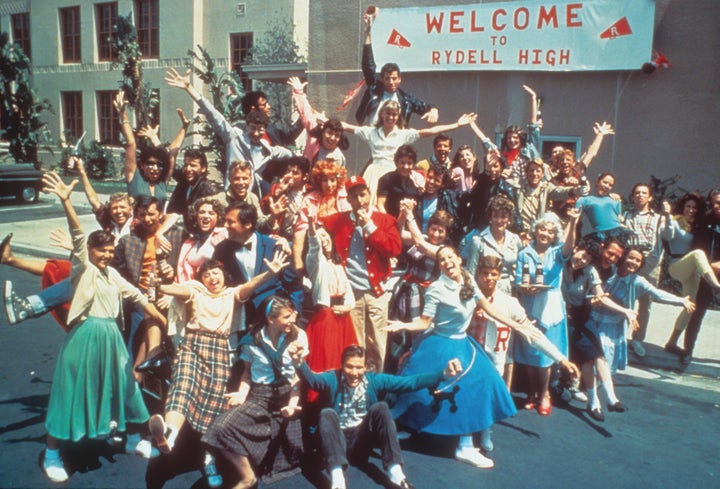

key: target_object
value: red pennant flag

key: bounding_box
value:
[600,17,632,39]
[386,29,411,48]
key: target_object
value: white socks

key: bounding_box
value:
[329,465,346,489]
[387,463,406,485]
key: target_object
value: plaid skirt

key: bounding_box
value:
[202,383,303,484]
[166,332,231,434]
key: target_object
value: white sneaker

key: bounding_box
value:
[455,447,494,468]
[127,437,160,459]
[572,390,588,403]
[43,455,69,482]
[631,340,646,357]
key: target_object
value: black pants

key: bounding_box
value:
[318,402,403,471]
[684,280,713,356]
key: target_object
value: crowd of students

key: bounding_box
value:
[1,9,719,489]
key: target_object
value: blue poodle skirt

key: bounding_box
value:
[389,332,516,435]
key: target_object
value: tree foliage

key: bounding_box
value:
[60,138,116,180]
[0,32,53,164]
[185,45,245,176]
[247,17,306,130]
[109,13,158,129]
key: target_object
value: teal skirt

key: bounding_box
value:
[45,317,149,441]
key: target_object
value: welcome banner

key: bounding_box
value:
[371,0,655,71]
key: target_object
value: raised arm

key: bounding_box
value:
[234,249,290,302]
[561,208,581,258]
[75,157,102,213]
[417,113,476,138]
[469,120,499,153]
[287,76,317,132]
[402,201,440,258]
[115,91,137,183]
[42,171,80,232]
[165,67,202,102]
[578,122,614,169]
[523,85,538,125]
[361,10,377,85]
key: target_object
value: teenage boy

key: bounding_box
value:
[298,344,462,489]
[622,183,665,357]
[469,255,580,451]
[356,11,437,126]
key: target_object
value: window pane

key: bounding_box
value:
[97,91,120,145]
[230,33,253,92]
[11,13,31,60]
[60,7,81,63]
[96,3,118,62]
[135,0,159,58]
[62,92,83,139]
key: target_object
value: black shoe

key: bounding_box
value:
[680,353,692,365]
[398,479,416,489]
[586,407,605,422]
[135,350,172,373]
[608,401,627,413]
[664,343,685,356]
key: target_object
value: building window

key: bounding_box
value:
[60,7,81,63]
[230,33,253,92]
[97,91,121,145]
[96,2,118,62]
[135,0,159,59]
[11,13,31,60]
[62,92,83,140]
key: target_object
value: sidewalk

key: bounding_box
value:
[2,191,719,378]
[0,190,110,260]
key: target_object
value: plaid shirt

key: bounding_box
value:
[112,225,186,287]
[338,377,369,430]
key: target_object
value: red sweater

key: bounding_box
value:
[321,210,402,296]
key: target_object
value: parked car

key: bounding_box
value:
[0,163,43,203]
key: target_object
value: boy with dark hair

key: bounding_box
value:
[356,10,437,126]
[297,344,462,489]
[166,147,219,224]
[416,134,453,172]
[377,145,425,218]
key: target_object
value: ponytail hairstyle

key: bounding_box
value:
[436,244,475,301]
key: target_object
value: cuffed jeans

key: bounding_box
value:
[319,402,403,471]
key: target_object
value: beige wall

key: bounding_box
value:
[307,0,720,197]
[0,0,308,166]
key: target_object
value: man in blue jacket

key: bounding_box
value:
[297,344,461,489]
[212,201,303,328]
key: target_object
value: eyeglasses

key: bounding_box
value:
[144,160,164,168]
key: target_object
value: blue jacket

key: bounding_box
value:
[212,232,303,324]
[299,362,444,413]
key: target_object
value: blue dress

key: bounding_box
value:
[582,273,687,372]
[389,274,517,435]
[514,243,568,367]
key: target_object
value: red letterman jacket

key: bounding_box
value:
[321,210,402,297]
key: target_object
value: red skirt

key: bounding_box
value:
[42,259,71,332]
[305,306,357,402]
